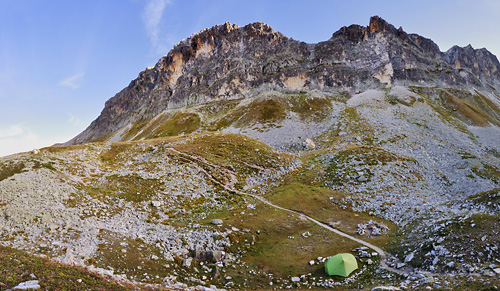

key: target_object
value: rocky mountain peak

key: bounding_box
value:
[445,44,500,84]
[67,17,500,145]
[331,16,407,42]
[368,15,395,33]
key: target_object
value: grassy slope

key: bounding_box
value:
[105,92,335,143]
[0,245,129,291]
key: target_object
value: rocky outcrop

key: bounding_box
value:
[445,44,500,86]
[67,16,500,145]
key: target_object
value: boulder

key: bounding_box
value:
[404,253,414,263]
[304,138,315,149]
[151,201,162,207]
[210,250,223,263]
[212,219,223,225]
[194,248,209,261]
[12,280,40,290]
[183,258,193,267]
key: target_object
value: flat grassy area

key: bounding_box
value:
[264,176,396,248]
[0,245,129,290]
[217,201,367,288]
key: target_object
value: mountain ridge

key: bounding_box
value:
[67,16,500,145]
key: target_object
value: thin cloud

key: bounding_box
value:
[0,125,24,138]
[142,0,172,49]
[0,126,75,157]
[67,112,83,127]
[59,73,84,89]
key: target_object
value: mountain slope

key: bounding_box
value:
[2,16,500,290]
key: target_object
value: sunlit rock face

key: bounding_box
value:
[67,16,500,145]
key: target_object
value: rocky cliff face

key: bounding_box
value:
[445,44,500,84]
[67,16,500,145]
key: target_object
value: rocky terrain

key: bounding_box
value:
[1,16,500,290]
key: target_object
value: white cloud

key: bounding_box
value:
[67,112,83,127]
[59,73,84,89]
[0,125,24,138]
[142,0,172,49]
[0,126,74,158]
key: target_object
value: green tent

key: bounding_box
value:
[324,253,358,277]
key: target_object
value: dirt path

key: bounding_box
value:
[167,147,406,275]
[241,192,406,276]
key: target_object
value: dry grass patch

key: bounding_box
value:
[0,244,128,290]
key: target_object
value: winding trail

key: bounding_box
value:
[167,146,406,275]
[241,192,406,276]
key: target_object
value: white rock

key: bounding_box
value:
[12,280,40,290]
[371,286,401,291]
[212,219,223,225]
[304,138,315,149]
[183,258,192,267]
[151,201,162,207]
[291,277,300,282]
[404,253,414,263]
[493,268,500,275]
[309,260,315,265]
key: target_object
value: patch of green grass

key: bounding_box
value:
[101,173,165,202]
[224,202,360,279]
[287,93,333,121]
[121,118,151,141]
[94,230,170,283]
[468,188,500,210]
[42,162,57,171]
[441,90,491,126]
[0,244,128,290]
[151,112,201,138]
[215,97,287,129]
[409,86,500,129]
[264,152,397,247]
[325,146,410,186]
[0,161,25,181]
[472,163,500,183]
[172,132,292,175]
[100,143,131,164]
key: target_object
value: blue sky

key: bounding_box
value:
[1,0,499,157]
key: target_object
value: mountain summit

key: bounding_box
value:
[67,16,500,145]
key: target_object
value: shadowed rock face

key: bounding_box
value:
[67,16,500,145]
[445,44,500,83]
